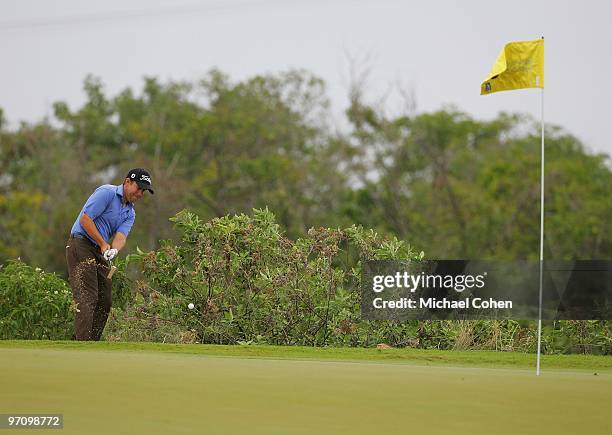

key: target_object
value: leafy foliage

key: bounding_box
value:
[106,208,418,346]
[0,260,74,340]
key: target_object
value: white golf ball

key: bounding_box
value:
[188,303,195,310]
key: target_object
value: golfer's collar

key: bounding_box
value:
[116,184,133,207]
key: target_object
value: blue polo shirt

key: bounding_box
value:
[70,184,136,246]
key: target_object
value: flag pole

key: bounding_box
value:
[536,36,545,376]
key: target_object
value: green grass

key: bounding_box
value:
[1,340,611,371]
[1,341,610,434]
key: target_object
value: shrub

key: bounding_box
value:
[121,208,420,346]
[0,259,74,339]
[543,320,611,355]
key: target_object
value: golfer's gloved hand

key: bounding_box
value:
[103,248,118,261]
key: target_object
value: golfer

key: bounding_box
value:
[66,168,154,340]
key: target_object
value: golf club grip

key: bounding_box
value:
[107,265,117,279]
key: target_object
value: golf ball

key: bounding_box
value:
[188,303,195,310]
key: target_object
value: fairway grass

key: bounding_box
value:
[1,342,610,434]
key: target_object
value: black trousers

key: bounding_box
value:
[65,235,112,341]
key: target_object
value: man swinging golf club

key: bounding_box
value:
[66,168,154,340]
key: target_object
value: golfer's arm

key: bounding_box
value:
[111,232,127,251]
[80,213,107,247]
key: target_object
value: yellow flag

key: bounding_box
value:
[481,39,544,95]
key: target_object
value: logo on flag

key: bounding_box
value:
[480,39,544,95]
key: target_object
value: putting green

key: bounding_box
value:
[1,346,610,434]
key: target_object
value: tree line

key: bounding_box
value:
[0,69,610,276]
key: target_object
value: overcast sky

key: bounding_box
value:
[1,0,610,158]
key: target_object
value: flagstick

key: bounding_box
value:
[536,56,545,376]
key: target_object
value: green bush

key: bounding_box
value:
[543,320,611,355]
[118,208,419,345]
[0,259,74,339]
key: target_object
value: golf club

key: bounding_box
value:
[107,257,117,279]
